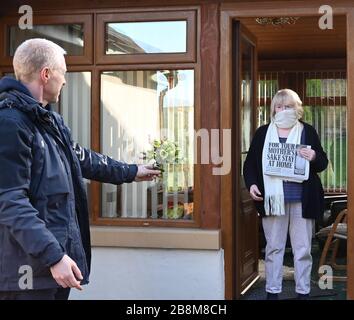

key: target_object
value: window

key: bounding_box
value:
[257,73,278,127]
[240,38,254,173]
[303,105,346,192]
[60,72,92,197]
[100,70,194,220]
[60,72,91,149]
[0,8,199,227]
[304,74,347,192]
[306,78,347,97]
[106,21,187,54]
[96,11,196,64]
[8,24,84,56]
[0,14,93,65]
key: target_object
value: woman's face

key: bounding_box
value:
[274,103,295,114]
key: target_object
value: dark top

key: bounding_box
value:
[243,122,328,219]
[0,76,138,290]
[279,136,303,202]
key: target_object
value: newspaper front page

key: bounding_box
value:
[264,142,311,182]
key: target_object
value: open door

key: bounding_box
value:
[232,20,259,298]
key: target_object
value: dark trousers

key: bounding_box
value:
[0,288,71,300]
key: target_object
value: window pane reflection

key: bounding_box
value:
[60,72,91,198]
[106,21,187,54]
[8,24,84,56]
[240,38,254,174]
[60,72,91,149]
[100,70,194,220]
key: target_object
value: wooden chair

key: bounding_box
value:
[317,209,347,281]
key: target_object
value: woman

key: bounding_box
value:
[243,89,328,300]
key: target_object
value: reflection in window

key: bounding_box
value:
[240,39,253,174]
[100,70,194,220]
[106,21,187,54]
[60,72,91,149]
[8,24,84,56]
[60,72,91,196]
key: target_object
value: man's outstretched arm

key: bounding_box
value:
[72,142,160,184]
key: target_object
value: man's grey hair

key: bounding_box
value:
[13,38,66,82]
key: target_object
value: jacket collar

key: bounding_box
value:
[0,77,53,123]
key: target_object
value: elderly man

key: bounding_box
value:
[0,38,160,300]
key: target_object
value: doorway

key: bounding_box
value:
[220,1,354,300]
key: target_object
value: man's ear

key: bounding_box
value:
[39,67,50,83]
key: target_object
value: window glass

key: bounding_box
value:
[306,79,347,97]
[106,21,187,54]
[8,24,84,56]
[303,105,347,192]
[60,72,91,149]
[100,69,194,220]
[60,72,91,196]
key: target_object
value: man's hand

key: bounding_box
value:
[50,254,83,290]
[135,165,161,182]
[249,184,263,201]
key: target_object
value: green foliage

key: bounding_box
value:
[143,139,184,169]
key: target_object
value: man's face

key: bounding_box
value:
[43,56,67,104]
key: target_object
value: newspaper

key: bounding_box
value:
[264,142,311,182]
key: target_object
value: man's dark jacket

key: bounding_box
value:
[243,122,328,220]
[0,77,138,290]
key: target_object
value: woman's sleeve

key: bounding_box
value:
[310,127,328,173]
[243,128,261,190]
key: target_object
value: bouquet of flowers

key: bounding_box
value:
[142,139,183,172]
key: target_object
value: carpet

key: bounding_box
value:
[241,280,337,300]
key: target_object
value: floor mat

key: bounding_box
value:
[241,280,337,300]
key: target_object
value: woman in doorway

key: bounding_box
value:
[243,89,328,300]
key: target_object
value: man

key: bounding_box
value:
[0,38,160,300]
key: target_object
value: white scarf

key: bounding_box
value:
[262,110,303,216]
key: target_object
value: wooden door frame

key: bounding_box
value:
[220,0,354,300]
[232,21,259,299]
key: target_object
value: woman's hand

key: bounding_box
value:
[299,148,316,161]
[249,184,263,201]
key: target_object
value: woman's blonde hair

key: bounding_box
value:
[270,89,303,119]
[13,38,66,82]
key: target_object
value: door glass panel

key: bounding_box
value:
[240,37,254,172]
